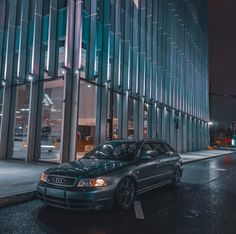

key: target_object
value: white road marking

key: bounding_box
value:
[134,200,145,219]
[216,168,227,171]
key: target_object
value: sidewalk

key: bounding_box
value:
[0,160,53,207]
[0,149,235,208]
[180,149,234,163]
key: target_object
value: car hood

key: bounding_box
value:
[45,158,131,178]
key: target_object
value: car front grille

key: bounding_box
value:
[38,193,92,210]
[46,175,76,187]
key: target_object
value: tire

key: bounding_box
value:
[172,167,182,187]
[115,177,136,211]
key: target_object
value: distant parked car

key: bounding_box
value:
[37,139,183,211]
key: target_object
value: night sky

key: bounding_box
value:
[209,0,236,128]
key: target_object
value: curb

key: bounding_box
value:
[182,152,233,165]
[0,191,37,209]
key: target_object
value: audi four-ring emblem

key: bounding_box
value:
[54,177,66,184]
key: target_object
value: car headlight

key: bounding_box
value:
[40,173,48,182]
[77,178,107,187]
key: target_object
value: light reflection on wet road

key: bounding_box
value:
[1,153,236,234]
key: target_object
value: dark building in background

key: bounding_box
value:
[0,0,209,163]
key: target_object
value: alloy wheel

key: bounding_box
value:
[173,167,181,186]
[116,177,135,210]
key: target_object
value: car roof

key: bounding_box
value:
[105,138,167,144]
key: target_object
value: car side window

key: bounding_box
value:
[139,143,155,160]
[153,143,166,156]
[161,143,174,155]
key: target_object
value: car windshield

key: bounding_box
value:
[84,141,138,161]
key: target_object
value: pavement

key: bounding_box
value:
[180,149,234,163]
[0,148,234,209]
[0,160,54,208]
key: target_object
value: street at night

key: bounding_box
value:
[1,153,236,234]
[1,0,236,234]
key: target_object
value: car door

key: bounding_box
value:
[153,142,173,182]
[135,142,159,192]
[160,142,177,180]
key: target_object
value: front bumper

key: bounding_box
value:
[37,182,116,211]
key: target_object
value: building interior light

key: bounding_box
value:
[20,108,30,112]
[43,94,53,107]
[28,75,33,81]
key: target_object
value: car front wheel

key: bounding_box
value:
[115,177,136,211]
[172,167,182,187]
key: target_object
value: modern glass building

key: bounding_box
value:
[0,0,209,163]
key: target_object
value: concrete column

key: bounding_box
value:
[61,69,73,163]
[192,118,197,151]
[95,0,110,144]
[138,98,144,139]
[68,0,83,160]
[95,85,107,144]
[26,0,43,162]
[170,110,175,148]
[196,119,200,151]
[187,116,192,152]
[147,103,152,138]
[134,98,139,140]
[177,114,183,153]
[161,107,166,141]
[61,0,84,163]
[122,93,128,138]
[151,103,157,138]
[162,107,170,143]
[182,115,188,152]
[157,106,162,139]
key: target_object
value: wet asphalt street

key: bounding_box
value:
[1,153,236,234]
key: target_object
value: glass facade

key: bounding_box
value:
[0,0,209,163]
[39,79,64,162]
[12,85,30,159]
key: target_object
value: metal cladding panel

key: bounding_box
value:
[31,0,43,76]
[139,0,146,96]
[122,0,131,91]
[0,0,6,77]
[131,2,139,96]
[100,0,110,84]
[47,0,58,76]
[112,0,121,88]
[88,0,97,80]
[65,0,75,69]
[4,0,17,80]
[17,0,29,79]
